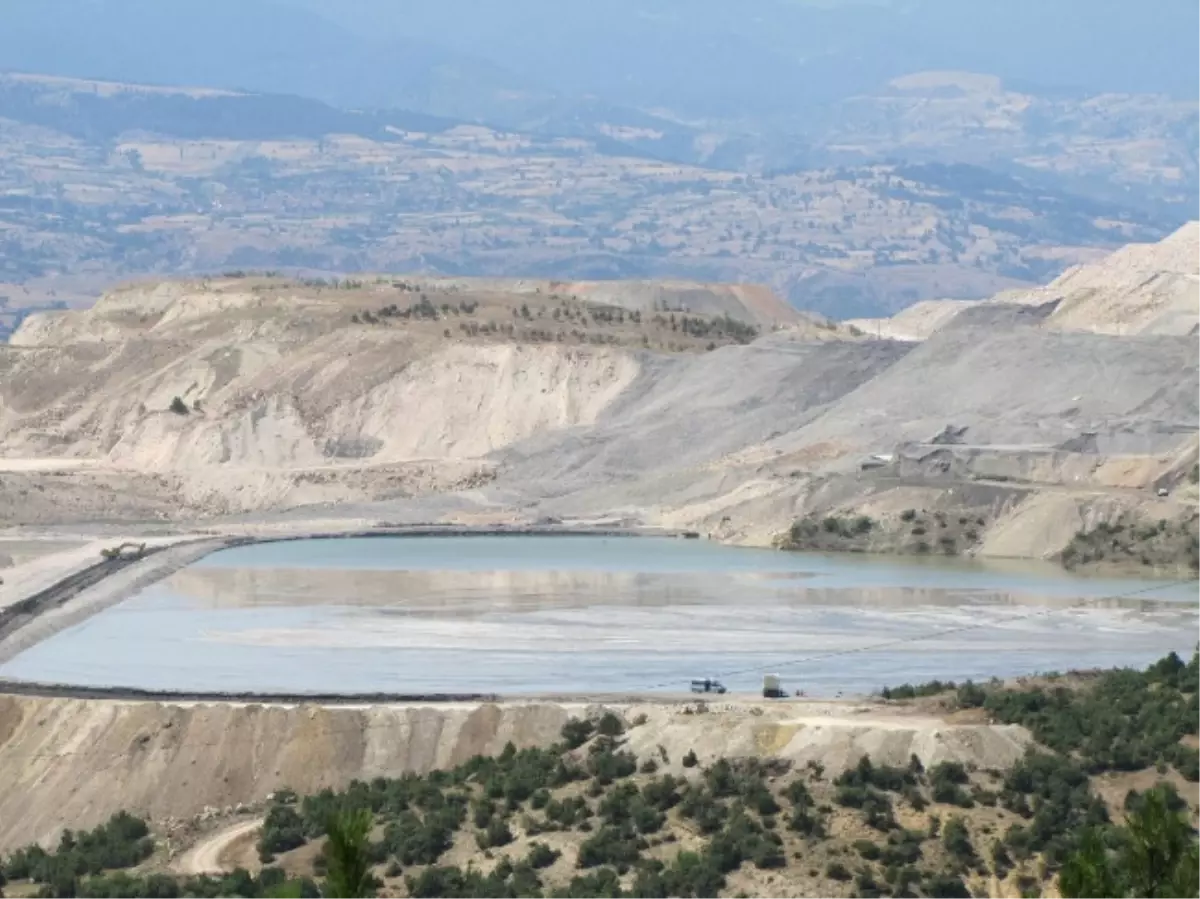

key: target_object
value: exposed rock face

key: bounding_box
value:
[998,221,1200,336]
[0,277,883,523]
[848,222,1200,339]
[0,233,1196,566]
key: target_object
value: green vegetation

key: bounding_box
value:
[782,513,876,551]
[1061,513,1200,571]
[322,809,376,898]
[982,651,1199,778]
[878,651,1200,893]
[3,813,153,888]
[781,508,992,558]
[647,312,758,344]
[345,290,756,353]
[1060,784,1199,898]
[4,656,1197,898]
[169,396,190,415]
[879,680,956,701]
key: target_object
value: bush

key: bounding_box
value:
[258,803,307,860]
[560,718,595,750]
[879,830,923,868]
[4,812,156,887]
[923,873,971,897]
[545,797,591,829]
[681,749,699,768]
[956,682,987,708]
[942,816,977,866]
[525,842,560,870]
[383,802,465,867]
[705,808,784,872]
[880,679,955,700]
[169,396,189,415]
[475,817,513,850]
[929,761,974,808]
[596,712,625,738]
[854,839,882,860]
[678,786,727,835]
[576,824,643,869]
[971,652,1199,777]
[586,743,637,784]
[1060,784,1200,898]
[825,861,852,881]
[999,749,1110,866]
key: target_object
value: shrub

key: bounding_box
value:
[586,743,638,784]
[5,812,154,885]
[525,842,560,870]
[259,803,307,860]
[576,824,643,869]
[383,804,464,866]
[476,817,513,850]
[682,749,699,768]
[929,761,974,807]
[560,718,595,750]
[923,873,971,897]
[544,797,591,828]
[942,816,977,866]
[596,712,625,737]
[825,861,851,881]
[880,680,955,700]
[854,839,881,860]
[169,396,190,415]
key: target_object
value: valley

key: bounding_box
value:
[0,32,1196,893]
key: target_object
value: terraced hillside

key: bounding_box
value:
[0,229,1196,571]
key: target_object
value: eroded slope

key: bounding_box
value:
[0,693,1029,854]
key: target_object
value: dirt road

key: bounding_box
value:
[173,818,262,875]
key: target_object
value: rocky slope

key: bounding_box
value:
[0,236,1196,567]
[849,221,1200,340]
[0,693,1030,853]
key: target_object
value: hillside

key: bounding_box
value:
[1,232,1196,571]
[848,221,1200,339]
[0,275,840,506]
[0,69,1192,320]
[0,692,1033,855]
[0,654,1195,897]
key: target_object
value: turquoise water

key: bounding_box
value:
[2,536,1195,695]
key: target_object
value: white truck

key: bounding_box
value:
[762,674,785,699]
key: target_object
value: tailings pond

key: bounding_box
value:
[1,536,1196,695]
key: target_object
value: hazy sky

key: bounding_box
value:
[1,0,1196,120]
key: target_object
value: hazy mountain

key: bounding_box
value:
[0,75,460,143]
[0,0,549,120]
[0,1,1194,321]
[4,0,1195,127]
[284,0,1200,116]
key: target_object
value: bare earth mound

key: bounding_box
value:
[1,233,1197,568]
[0,693,1029,853]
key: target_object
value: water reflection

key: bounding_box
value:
[0,536,1195,695]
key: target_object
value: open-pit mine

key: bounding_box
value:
[0,227,1196,894]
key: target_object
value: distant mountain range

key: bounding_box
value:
[0,1,1195,320]
[4,0,1196,125]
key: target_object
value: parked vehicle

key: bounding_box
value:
[690,678,727,694]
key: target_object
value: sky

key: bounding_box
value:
[0,0,1196,122]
